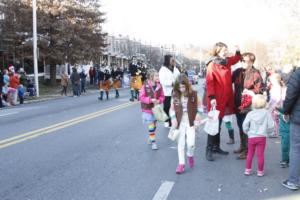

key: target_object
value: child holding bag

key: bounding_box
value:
[243,94,274,176]
[140,69,165,150]
[169,74,202,174]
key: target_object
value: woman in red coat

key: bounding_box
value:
[205,42,241,161]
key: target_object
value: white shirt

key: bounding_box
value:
[159,66,180,96]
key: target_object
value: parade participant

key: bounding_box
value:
[282,67,300,191]
[205,42,241,161]
[169,74,202,174]
[268,73,285,138]
[243,94,274,177]
[140,63,148,82]
[129,56,142,101]
[139,69,165,150]
[232,52,263,159]
[98,65,111,100]
[111,65,124,98]
[159,55,180,128]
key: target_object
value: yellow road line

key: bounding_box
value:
[0,102,138,149]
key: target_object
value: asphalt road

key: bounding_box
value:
[0,80,299,200]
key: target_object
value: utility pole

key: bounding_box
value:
[33,0,39,97]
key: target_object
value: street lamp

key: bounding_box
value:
[33,0,39,97]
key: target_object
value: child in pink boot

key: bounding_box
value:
[169,74,203,174]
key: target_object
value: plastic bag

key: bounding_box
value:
[204,107,220,135]
[168,128,180,141]
[152,104,169,122]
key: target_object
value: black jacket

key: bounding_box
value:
[129,63,138,76]
[283,67,300,124]
[112,69,123,80]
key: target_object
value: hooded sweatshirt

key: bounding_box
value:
[242,108,275,138]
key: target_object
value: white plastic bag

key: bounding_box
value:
[223,114,234,123]
[168,128,180,141]
[152,104,169,122]
[204,107,220,136]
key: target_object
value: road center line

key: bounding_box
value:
[0,102,137,149]
[152,181,175,200]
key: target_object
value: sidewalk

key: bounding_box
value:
[24,84,130,104]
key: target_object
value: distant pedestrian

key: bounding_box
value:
[61,71,69,96]
[0,68,3,108]
[89,67,94,85]
[282,67,300,191]
[169,74,202,174]
[243,94,274,177]
[140,69,165,150]
[70,68,80,97]
[79,69,87,93]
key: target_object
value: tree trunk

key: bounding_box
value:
[50,60,57,85]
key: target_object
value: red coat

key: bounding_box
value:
[206,53,241,118]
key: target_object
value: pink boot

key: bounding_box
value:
[176,164,185,174]
[188,156,194,168]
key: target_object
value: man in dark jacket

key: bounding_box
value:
[129,56,141,101]
[282,67,300,191]
[232,52,263,159]
[70,67,80,97]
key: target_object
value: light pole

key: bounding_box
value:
[33,0,39,97]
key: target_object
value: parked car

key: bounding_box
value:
[187,70,198,85]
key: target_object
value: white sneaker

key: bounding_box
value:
[151,142,158,150]
[164,122,170,128]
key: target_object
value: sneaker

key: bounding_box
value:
[280,161,289,168]
[257,171,264,177]
[244,169,251,176]
[151,142,158,150]
[282,180,299,191]
[176,164,185,174]
[187,156,194,168]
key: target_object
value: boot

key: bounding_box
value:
[106,91,109,100]
[129,90,134,101]
[213,146,229,155]
[237,150,247,160]
[98,91,103,100]
[206,146,214,161]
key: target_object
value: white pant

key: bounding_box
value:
[178,113,196,165]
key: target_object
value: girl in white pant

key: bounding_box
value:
[170,74,202,174]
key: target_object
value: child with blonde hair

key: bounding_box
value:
[140,69,165,150]
[243,94,274,176]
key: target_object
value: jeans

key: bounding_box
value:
[236,113,247,151]
[288,123,300,185]
[281,131,290,162]
[246,137,266,172]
